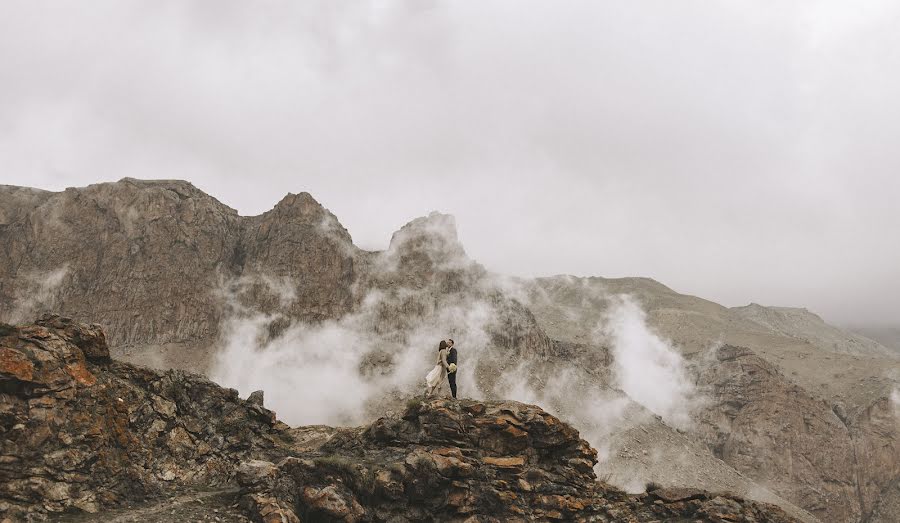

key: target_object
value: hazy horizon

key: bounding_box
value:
[2,1,900,325]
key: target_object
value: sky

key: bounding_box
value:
[1,1,899,325]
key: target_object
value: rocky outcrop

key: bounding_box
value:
[237,397,798,522]
[0,315,288,519]
[235,192,359,323]
[354,212,555,396]
[847,393,900,522]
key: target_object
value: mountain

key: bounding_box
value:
[528,276,900,522]
[1,178,899,522]
[0,179,358,370]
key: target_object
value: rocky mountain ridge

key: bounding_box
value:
[1,179,899,522]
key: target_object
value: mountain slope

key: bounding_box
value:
[528,275,900,521]
[731,303,894,357]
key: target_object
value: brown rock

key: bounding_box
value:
[238,398,798,523]
[0,346,34,381]
[0,318,288,519]
[482,456,526,468]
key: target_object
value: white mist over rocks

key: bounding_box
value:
[601,295,700,429]
[205,211,706,495]
[490,291,703,484]
[210,270,702,480]
[210,273,498,426]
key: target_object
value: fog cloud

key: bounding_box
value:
[602,295,701,429]
[210,257,703,494]
[2,1,899,324]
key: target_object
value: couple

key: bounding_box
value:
[425,338,458,398]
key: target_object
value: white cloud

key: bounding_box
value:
[601,295,701,429]
[1,1,899,324]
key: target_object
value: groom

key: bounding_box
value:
[446,338,458,398]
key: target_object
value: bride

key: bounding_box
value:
[425,340,450,396]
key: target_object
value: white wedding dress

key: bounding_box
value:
[425,348,448,394]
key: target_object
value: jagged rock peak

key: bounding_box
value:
[10,177,242,217]
[271,191,324,214]
[388,211,465,257]
[259,191,354,245]
[391,211,458,242]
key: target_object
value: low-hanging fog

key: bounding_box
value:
[1,1,899,326]
[207,215,705,486]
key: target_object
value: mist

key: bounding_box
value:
[601,295,700,429]
[209,230,703,491]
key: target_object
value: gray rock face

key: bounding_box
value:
[0,180,362,373]
[0,179,242,350]
[697,345,858,521]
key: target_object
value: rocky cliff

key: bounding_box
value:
[0,317,797,522]
[0,315,287,519]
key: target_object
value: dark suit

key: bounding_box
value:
[446,347,458,398]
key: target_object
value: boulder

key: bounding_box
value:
[248,390,265,407]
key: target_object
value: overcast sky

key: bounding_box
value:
[2,1,899,325]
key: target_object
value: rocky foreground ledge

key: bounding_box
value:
[1,317,798,522]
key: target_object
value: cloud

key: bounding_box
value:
[1,1,899,324]
[209,268,501,425]
[601,295,702,429]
